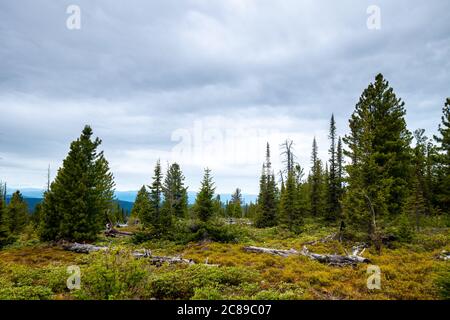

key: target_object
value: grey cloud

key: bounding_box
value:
[0,0,449,193]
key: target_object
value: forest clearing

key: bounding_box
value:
[1,74,449,301]
[0,217,448,300]
[1,0,450,305]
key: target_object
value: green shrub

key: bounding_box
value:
[180,220,246,243]
[148,265,260,300]
[0,286,53,300]
[435,269,450,300]
[73,248,150,300]
[395,214,415,243]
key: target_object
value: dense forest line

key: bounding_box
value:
[1,73,449,251]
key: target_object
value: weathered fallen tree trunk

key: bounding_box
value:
[62,243,196,265]
[61,242,108,253]
[105,228,134,237]
[436,250,450,261]
[244,246,299,258]
[301,246,371,266]
[104,223,134,237]
[243,244,371,266]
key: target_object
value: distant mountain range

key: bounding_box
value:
[114,190,258,205]
[5,188,258,213]
[5,194,134,214]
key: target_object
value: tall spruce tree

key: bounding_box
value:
[310,138,325,217]
[255,143,278,227]
[337,137,344,200]
[409,129,434,226]
[7,191,29,234]
[194,168,216,222]
[279,141,303,231]
[0,182,12,247]
[145,160,170,233]
[343,74,412,239]
[327,114,340,220]
[433,98,450,213]
[229,188,243,218]
[213,195,225,217]
[40,125,115,242]
[162,163,188,219]
[130,185,151,224]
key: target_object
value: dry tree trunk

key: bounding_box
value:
[61,243,196,265]
[436,250,450,261]
[104,223,133,237]
[243,243,371,266]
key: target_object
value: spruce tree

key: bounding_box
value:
[433,98,450,213]
[310,138,325,217]
[278,141,303,231]
[337,137,344,200]
[0,182,12,247]
[162,163,188,219]
[327,114,340,220]
[255,143,278,227]
[32,202,43,227]
[230,188,243,218]
[279,170,303,232]
[7,191,29,234]
[194,168,216,222]
[131,185,151,224]
[343,74,412,239]
[213,195,224,217]
[406,129,433,229]
[145,160,170,233]
[40,125,115,242]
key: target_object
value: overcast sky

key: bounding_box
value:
[0,0,449,195]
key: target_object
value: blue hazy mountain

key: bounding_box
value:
[115,190,258,205]
[6,188,257,213]
[5,193,133,214]
[5,195,42,213]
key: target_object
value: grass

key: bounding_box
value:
[0,220,448,300]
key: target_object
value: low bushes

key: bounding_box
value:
[132,219,249,245]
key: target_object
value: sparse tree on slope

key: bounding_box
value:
[162,163,188,219]
[343,74,412,243]
[229,188,243,218]
[310,137,326,217]
[433,98,450,213]
[0,182,12,247]
[327,114,341,220]
[255,143,278,227]
[194,168,216,222]
[40,125,115,242]
[7,191,29,234]
[279,141,303,232]
[131,185,150,224]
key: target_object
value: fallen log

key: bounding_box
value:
[105,228,134,237]
[62,243,196,265]
[244,246,299,258]
[61,242,108,253]
[436,250,450,261]
[105,223,133,237]
[301,246,371,266]
[243,244,371,266]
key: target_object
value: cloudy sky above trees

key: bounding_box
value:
[0,0,449,195]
